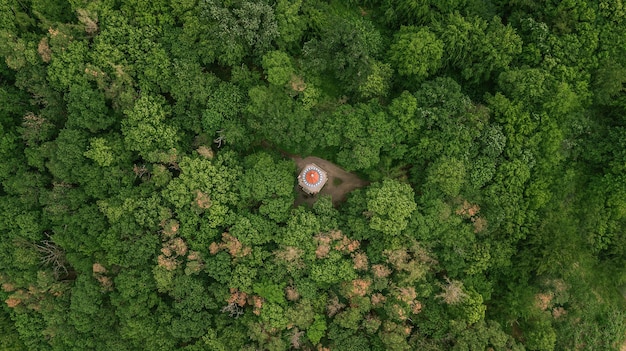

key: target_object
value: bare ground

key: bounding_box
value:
[292,156,369,207]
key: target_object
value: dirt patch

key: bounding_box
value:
[292,156,369,207]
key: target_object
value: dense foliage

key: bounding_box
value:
[1,0,626,350]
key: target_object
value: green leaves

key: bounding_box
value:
[66,82,114,132]
[122,95,179,162]
[366,179,417,236]
[262,50,294,87]
[434,14,522,83]
[1,1,626,350]
[199,0,279,66]
[83,138,114,167]
[307,315,327,344]
[427,157,467,198]
[302,13,383,95]
[163,154,241,233]
[389,26,443,80]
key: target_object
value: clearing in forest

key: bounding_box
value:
[292,156,368,207]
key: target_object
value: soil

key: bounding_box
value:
[292,156,369,207]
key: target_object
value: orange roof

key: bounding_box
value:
[305,170,320,184]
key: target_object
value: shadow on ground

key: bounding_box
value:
[292,156,369,207]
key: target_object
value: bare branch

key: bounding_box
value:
[221,302,244,318]
[214,130,225,148]
[34,235,68,279]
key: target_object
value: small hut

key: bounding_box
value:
[298,163,327,195]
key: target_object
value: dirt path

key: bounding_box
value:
[292,156,369,207]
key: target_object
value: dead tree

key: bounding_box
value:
[34,234,68,279]
[221,302,244,318]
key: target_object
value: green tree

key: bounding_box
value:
[302,12,383,95]
[262,50,294,87]
[434,13,522,83]
[198,0,279,66]
[427,157,467,198]
[65,82,115,132]
[389,26,443,81]
[239,152,295,222]
[122,95,179,162]
[366,179,417,236]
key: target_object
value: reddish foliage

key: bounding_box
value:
[335,236,360,253]
[411,300,423,314]
[329,230,343,241]
[534,292,554,311]
[168,237,188,256]
[38,38,51,62]
[92,263,107,274]
[314,233,331,245]
[188,251,200,261]
[315,244,330,258]
[96,276,113,291]
[276,246,304,264]
[472,216,487,233]
[371,293,386,307]
[290,75,306,92]
[228,288,248,307]
[456,200,480,218]
[209,242,220,255]
[195,190,212,209]
[396,287,417,304]
[196,146,214,159]
[285,286,300,301]
[290,328,304,349]
[157,254,179,271]
[393,304,407,321]
[162,220,180,237]
[251,295,264,315]
[209,233,251,258]
[326,295,345,317]
[349,279,371,297]
[437,278,469,305]
[2,283,16,292]
[5,298,21,308]
[385,249,410,269]
[352,252,369,271]
[552,307,567,319]
[372,264,392,278]
[161,247,173,257]
[222,233,249,257]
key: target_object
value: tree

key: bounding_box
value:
[262,50,294,87]
[274,0,307,51]
[334,101,395,171]
[201,81,249,149]
[65,82,115,132]
[433,13,522,83]
[239,152,295,222]
[246,85,314,154]
[389,26,443,81]
[197,0,279,66]
[122,95,179,162]
[163,153,241,245]
[366,179,417,236]
[302,12,383,95]
[426,157,467,198]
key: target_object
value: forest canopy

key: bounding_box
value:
[1,0,626,350]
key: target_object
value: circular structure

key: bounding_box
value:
[305,169,321,186]
[298,163,327,194]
